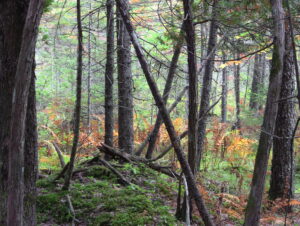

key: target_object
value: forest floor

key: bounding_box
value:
[37,157,300,226]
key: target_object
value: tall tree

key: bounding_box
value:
[117,0,134,154]
[104,0,115,158]
[24,60,38,226]
[221,53,228,123]
[196,0,218,169]
[244,0,285,224]
[234,59,241,130]
[63,0,83,190]
[183,0,198,173]
[249,54,263,111]
[269,22,296,201]
[7,0,44,224]
[115,0,214,224]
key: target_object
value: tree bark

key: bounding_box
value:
[24,60,38,226]
[183,0,198,173]
[269,22,296,201]
[196,0,218,170]
[0,1,30,223]
[221,54,228,123]
[7,0,44,224]
[249,54,263,111]
[117,0,134,154]
[244,0,285,225]
[104,0,115,159]
[115,1,214,225]
[63,0,83,191]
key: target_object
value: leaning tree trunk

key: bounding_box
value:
[24,59,39,226]
[269,22,296,201]
[104,0,115,159]
[244,0,285,225]
[115,0,214,225]
[221,53,228,123]
[117,0,134,154]
[7,0,44,224]
[196,0,218,170]
[63,0,83,191]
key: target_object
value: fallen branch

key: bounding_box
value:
[99,143,179,178]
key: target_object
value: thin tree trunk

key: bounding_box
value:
[104,0,115,159]
[244,0,285,224]
[24,59,38,226]
[63,0,83,190]
[115,1,214,225]
[117,0,134,154]
[269,22,296,201]
[234,60,241,130]
[196,0,218,170]
[249,54,262,111]
[183,0,198,173]
[221,54,228,123]
[144,27,184,159]
[87,1,92,131]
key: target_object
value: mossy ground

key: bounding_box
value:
[37,163,180,225]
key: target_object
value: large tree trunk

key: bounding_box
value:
[269,22,296,201]
[104,0,115,158]
[63,0,83,191]
[221,54,228,123]
[117,0,134,154]
[24,60,38,226]
[115,0,214,224]
[0,1,29,223]
[7,0,44,224]
[196,0,218,170]
[244,0,285,225]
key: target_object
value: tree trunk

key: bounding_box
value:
[269,22,296,201]
[249,54,262,111]
[196,0,218,170]
[104,0,115,159]
[7,0,44,224]
[115,1,214,224]
[0,1,29,223]
[63,0,83,191]
[234,60,241,130]
[244,0,285,225]
[24,60,38,226]
[117,0,134,154]
[183,0,198,173]
[221,54,228,123]
[145,35,184,159]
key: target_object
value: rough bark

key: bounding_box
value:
[196,0,218,170]
[244,0,285,225]
[115,1,214,224]
[221,54,228,123]
[104,0,115,158]
[269,22,296,200]
[7,1,44,224]
[23,59,38,226]
[63,0,83,190]
[0,1,29,223]
[117,0,134,154]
